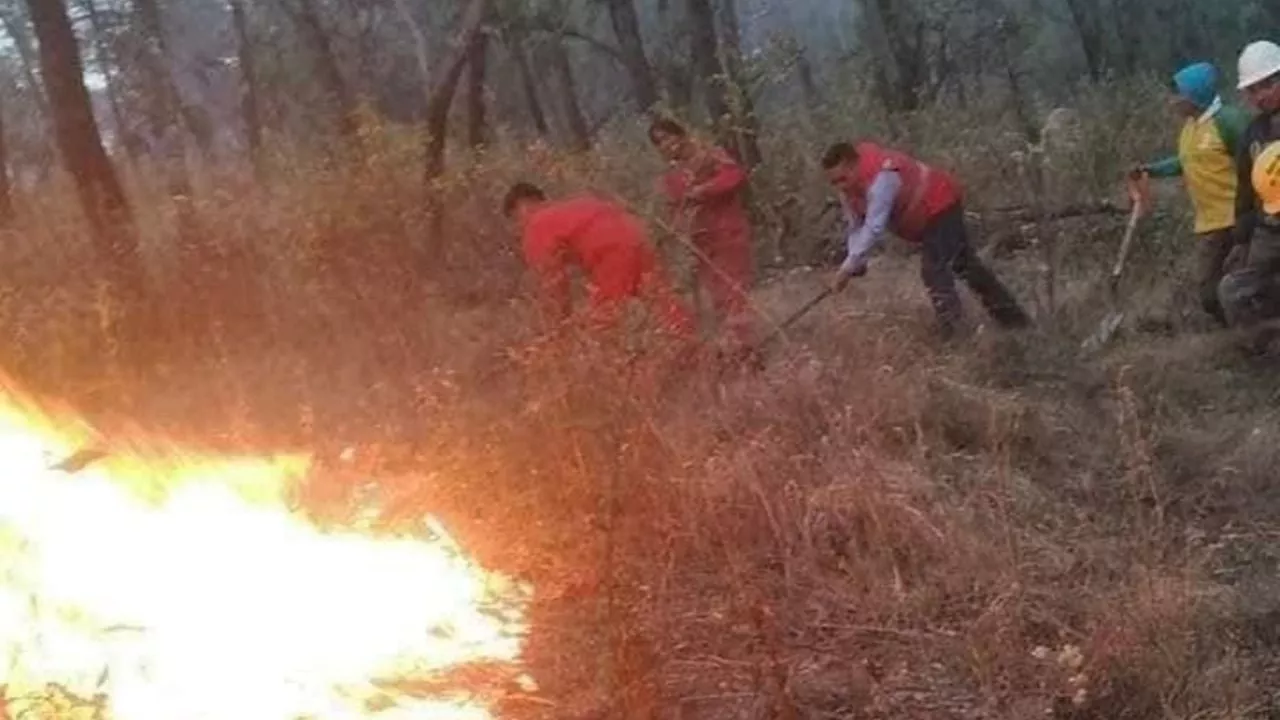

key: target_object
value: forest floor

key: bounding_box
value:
[3,171,1280,717]
[60,240,1280,719]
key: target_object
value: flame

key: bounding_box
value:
[0,379,531,719]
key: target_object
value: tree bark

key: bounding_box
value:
[290,0,359,141]
[0,10,48,120]
[423,0,488,186]
[603,0,658,111]
[793,43,821,108]
[422,0,489,243]
[133,0,213,157]
[686,0,732,148]
[715,0,761,167]
[79,0,139,159]
[1063,0,1106,82]
[25,0,147,320]
[863,0,925,112]
[229,0,263,175]
[0,93,14,225]
[508,28,549,135]
[549,33,590,152]
[466,28,489,149]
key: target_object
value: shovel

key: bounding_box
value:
[1080,175,1150,354]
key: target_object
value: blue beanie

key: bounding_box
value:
[1173,62,1219,110]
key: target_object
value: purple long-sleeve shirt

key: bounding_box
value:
[839,170,901,273]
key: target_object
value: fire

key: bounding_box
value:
[0,380,531,719]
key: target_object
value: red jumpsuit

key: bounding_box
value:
[521,195,693,336]
[661,147,755,347]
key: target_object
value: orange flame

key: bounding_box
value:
[0,378,531,719]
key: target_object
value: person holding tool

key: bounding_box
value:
[820,141,1031,339]
[1131,61,1250,326]
[1218,40,1280,349]
[502,182,694,339]
[648,117,758,364]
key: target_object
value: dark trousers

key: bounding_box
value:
[920,203,1030,335]
[1219,222,1280,329]
[1195,229,1233,326]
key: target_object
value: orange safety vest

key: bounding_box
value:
[843,142,962,242]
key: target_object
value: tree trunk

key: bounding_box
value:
[229,0,263,175]
[466,28,489,149]
[0,10,49,120]
[422,0,489,242]
[603,0,658,111]
[134,0,212,157]
[1063,0,1106,81]
[793,43,821,108]
[549,33,590,152]
[79,0,139,160]
[715,0,762,167]
[1109,0,1140,75]
[686,0,732,148]
[0,94,14,225]
[25,0,147,325]
[291,0,358,141]
[131,0,197,205]
[509,29,549,135]
[654,0,693,113]
[864,0,924,111]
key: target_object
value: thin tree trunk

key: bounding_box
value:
[715,0,761,167]
[1109,0,1140,75]
[134,0,212,156]
[292,0,358,141]
[229,0,263,175]
[0,11,49,120]
[391,0,431,92]
[686,0,732,148]
[131,0,196,204]
[466,28,489,149]
[549,33,590,152]
[1063,0,1105,81]
[79,0,139,160]
[422,0,489,241]
[25,0,147,328]
[654,0,693,113]
[866,0,924,111]
[509,29,549,135]
[603,0,658,111]
[793,44,821,108]
[0,94,14,225]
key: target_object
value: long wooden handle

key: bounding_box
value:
[752,287,835,351]
[1110,202,1142,281]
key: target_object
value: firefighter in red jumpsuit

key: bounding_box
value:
[649,118,756,360]
[502,182,694,338]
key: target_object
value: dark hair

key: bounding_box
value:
[820,142,858,169]
[647,116,687,145]
[502,182,546,216]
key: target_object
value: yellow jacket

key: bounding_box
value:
[1145,100,1250,234]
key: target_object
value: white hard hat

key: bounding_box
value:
[1238,40,1280,90]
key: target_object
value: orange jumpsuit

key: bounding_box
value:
[661,146,755,346]
[521,195,693,336]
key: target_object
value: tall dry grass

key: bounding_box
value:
[2,82,1280,719]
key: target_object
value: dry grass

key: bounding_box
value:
[3,86,1280,719]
